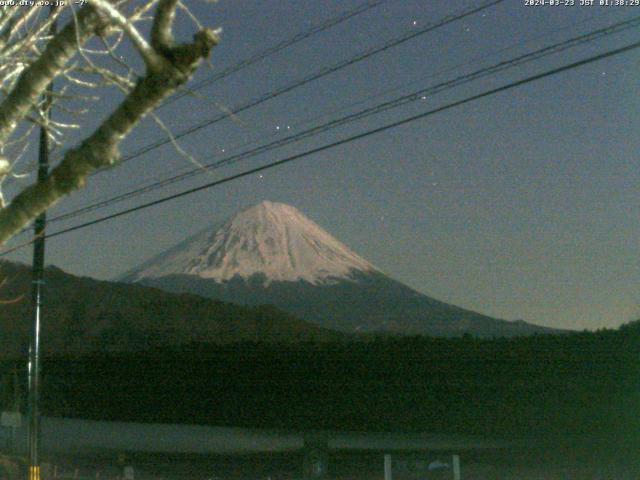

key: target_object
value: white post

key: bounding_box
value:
[384,454,392,480]
[452,454,461,480]
[123,465,135,480]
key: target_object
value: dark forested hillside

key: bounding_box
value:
[0,261,345,359]
[3,323,637,439]
[2,259,638,440]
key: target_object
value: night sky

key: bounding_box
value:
[3,0,639,331]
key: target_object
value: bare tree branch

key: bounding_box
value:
[88,0,164,71]
[151,0,179,51]
[0,4,220,245]
[0,6,104,147]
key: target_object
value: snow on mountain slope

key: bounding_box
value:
[121,201,561,337]
[123,201,378,285]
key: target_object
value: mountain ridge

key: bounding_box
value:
[122,201,377,286]
[0,260,347,359]
[123,201,560,337]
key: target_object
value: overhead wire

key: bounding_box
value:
[52,0,524,212]
[93,0,506,171]
[8,38,634,250]
[0,0,506,244]
[57,6,617,215]
[165,0,388,108]
[45,14,640,225]
[1,0,387,237]
[49,0,388,165]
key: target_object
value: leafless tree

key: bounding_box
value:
[0,0,220,247]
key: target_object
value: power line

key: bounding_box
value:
[53,6,614,219]
[46,14,640,225]
[0,0,532,244]
[25,39,638,246]
[165,0,387,107]
[2,0,389,242]
[49,0,387,168]
[96,0,506,170]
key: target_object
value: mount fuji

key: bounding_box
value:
[121,201,556,337]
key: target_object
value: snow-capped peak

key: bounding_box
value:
[124,201,378,285]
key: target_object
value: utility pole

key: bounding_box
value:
[27,9,56,480]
